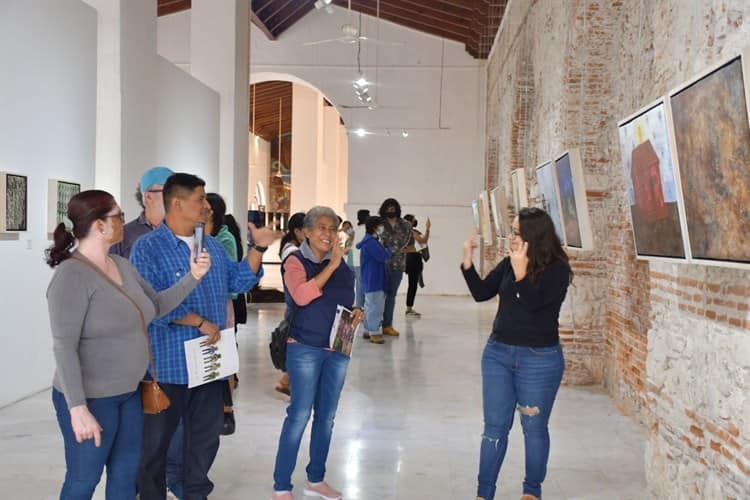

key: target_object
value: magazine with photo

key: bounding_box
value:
[329,305,358,357]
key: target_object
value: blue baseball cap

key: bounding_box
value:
[140,166,174,193]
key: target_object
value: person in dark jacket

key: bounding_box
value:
[461,207,572,500]
[271,206,364,500]
[356,216,392,344]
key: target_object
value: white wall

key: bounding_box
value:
[249,133,271,210]
[159,6,486,294]
[0,0,97,406]
[291,84,323,214]
[156,57,220,190]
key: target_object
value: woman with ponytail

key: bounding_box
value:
[45,190,212,499]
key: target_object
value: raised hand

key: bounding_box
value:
[190,249,211,279]
[248,223,282,248]
[462,232,479,270]
[330,232,344,267]
[509,240,529,281]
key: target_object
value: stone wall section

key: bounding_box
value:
[485,0,750,496]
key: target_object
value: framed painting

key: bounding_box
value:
[47,179,81,234]
[669,53,750,267]
[489,186,511,238]
[478,190,493,243]
[0,172,28,232]
[617,98,687,260]
[510,168,528,213]
[471,200,481,234]
[554,149,594,250]
[535,160,564,243]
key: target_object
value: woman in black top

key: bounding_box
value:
[461,207,572,500]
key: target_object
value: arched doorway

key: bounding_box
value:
[249,73,350,292]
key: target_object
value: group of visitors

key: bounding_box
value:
[47,168,572,500]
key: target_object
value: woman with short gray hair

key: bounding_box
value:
[271,206,364,500]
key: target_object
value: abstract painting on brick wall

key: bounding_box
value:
[535,161,564,243]
[0,172,28,232]
[670,55,750,265]
[618,100,686,259]
[471,200,481,234]
[511,168,528,213]
[554,150,594,250]
[489,186,510,238]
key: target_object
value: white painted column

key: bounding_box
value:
[190,0,250,226]
[291,85,323,214]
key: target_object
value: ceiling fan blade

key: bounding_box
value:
[303,37,342,46]
[357,36,403,46]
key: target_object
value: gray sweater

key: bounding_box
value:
[47,251,199,408]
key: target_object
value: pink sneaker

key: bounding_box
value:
[270,491,293,500]
[303,481,342,500]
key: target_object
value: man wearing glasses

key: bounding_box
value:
[110,166,173,258]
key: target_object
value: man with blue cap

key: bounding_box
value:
[110,166,173,258]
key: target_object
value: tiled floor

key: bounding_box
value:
[0,296,648,499]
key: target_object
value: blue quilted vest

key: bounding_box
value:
[283,246,355,348]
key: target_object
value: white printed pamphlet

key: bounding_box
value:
[329,305,358,358]
[185,328,239,388]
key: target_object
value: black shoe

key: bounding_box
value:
[221,412,236,436]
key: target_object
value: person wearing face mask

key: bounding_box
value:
[356,216,392,344]
[461,207,572,500]
[339,220,355,268]
[402,214,431,317]
[351,209,370,309]
[45,190,211,499]
[110,166,173,259]
[376,198,413,337]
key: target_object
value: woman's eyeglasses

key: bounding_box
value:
[105,212,126,223]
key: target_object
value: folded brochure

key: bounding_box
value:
[330,305,359,357]
[184,328,239,388]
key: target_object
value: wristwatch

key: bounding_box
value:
[252,244,268,253]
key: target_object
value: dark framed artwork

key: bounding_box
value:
[618,99,686,260]
[554,150,593,250]
[535,160,564,243]
[47,179,81,233]
[0,172,28,232]
[669,53,750,266]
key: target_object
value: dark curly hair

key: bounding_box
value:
[518,207,573,284]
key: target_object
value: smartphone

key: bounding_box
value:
[194,222,205,262]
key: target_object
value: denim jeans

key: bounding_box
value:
[273,342,349,492]
[477,339,564,500]
[382,269,403,328]
[353,266,364,308]
[52,388,142,500]
[138,381,224,500]
[363,291,386,333]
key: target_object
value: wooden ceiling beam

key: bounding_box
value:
[375,0,469,33]
[345,0,471,41]
[251,0,279,17]
[251,10,277,40]
[157,0,191,17]
[270,0,315,36]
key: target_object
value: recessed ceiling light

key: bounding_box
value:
[401,130,409,138]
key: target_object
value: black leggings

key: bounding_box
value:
[405,252,423,308]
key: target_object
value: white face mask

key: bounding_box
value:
[376,226,385,236]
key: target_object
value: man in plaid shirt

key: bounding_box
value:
[131,173,278,499]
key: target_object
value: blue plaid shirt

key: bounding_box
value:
[130,223,262,384]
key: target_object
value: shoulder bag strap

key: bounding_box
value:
[70,255,160,384]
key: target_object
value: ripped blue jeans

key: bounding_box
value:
[477,338,564,500]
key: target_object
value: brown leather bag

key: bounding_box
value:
[71,255,170,414]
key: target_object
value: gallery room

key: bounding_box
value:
[0,1,748,499]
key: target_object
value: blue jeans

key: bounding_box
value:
[353,266,364,308]
[52,388,142,500]
[363,291,386,333]
[477,339,564,500]
[273,342,349,492]
[382,269,403,328]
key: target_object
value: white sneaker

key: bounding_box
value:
[303,481,342,500]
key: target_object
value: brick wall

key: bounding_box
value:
[485,0,750,496]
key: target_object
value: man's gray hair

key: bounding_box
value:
[303,206,338,229]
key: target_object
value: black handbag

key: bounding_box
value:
[419,246,430,262]
[269,259,324,371]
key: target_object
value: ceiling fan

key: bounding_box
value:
[303,0,403,47]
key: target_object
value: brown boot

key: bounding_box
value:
[369,334,385,344]
[274,372,290,396]
[382,326,400,336]
[520,495,541,500]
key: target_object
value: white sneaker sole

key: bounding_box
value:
[303,488,341,500]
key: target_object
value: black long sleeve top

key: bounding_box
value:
[461,257,570,347]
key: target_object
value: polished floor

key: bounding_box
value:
[0,297,647,499]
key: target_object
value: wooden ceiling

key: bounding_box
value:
[158,0,505,59]
[250,81,293,142]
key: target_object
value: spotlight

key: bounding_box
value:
[401,129,409,138]
[355,77,368,87]
[314,0,333,9]
[355,128,367,137]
